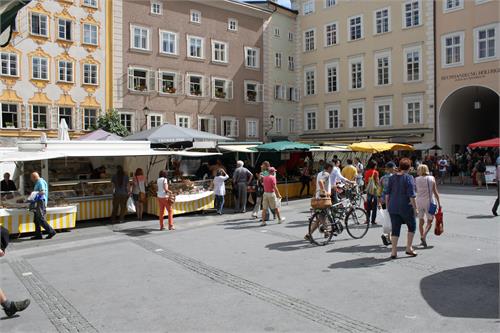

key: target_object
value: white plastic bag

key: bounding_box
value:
[379,208,391,233]
[127,197,136,213]
[276,197,282,208]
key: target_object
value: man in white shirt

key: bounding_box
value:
[315,163,333,198]
[213,169,229,215]
[330,158,355,203]
[354,157,364,188]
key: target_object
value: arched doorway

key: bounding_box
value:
[439,86,499,153]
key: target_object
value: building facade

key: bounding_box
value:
[436,0,499,153]
[291,0,435,144]
[111,0,270,141]
[0,0,106,145]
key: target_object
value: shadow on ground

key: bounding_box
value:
[420,263,499,319]
[466,215,497,220]
[265,239,314,252]
[329,257,392,269]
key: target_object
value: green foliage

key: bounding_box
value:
[94,109,129,137]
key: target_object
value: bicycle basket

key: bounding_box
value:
[311,197,332,209]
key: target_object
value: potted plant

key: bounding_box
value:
[215,90,226,99]
[5,122,15,129]
[167,86,176,94]
[193,89,202,96]
[247,90,256,101]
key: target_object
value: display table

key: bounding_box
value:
[277,181,316,199]
[67,196,113,221]
[147,191,215,217]
[0,205,77,234]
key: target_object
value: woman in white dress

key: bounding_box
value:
[415,164,441,247]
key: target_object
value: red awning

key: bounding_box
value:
[468,138,500,148]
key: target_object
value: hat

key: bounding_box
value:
[268,167,276,174]
[386,161,396,168]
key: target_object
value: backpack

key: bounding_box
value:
[366,175,379,196]
[476,161,486,173]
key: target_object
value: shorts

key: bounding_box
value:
[262,192,277,210]
[389,212,416,237]
[416,203,434,220]
[132,194,139,202]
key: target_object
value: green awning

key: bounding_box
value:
[253,141,311,152]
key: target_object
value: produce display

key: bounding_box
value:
[148,179,211,197]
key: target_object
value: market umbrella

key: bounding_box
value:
[348,142,414,153]
[468,137,500,149]
[58,119,70,141]
[253,141,311,152]
[123,123,233,144]
[77,129,122,141]
[429,144,442,150]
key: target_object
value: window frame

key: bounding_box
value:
[374,50,392,86]
[0,103,19,128]
[29,12,48,37]
[347,14,364,41]
[374,97,392,127]
[58,106,73,130]
[211,77,233,100]
[57,18,73,42]
[275,52,282,68]
[348,56,364,90]
[128,67,155,92]
[0,52,18,77]
[176,114,191,128]
[190,9,201,24]
[32,104,48,129]
[443,0,464,13]
[303,28,316,52]
[349,101,365,129]
[83,0,98,9]
[303,0,315,15]
[83,23,98,46]
[119,112,134,133]
[159,30,178,56]
[404,45,422,82]
[326,103,340,129]
[473,23,499,63]
[187,35,205,60]
[148,113,163,129]
[288,31,294,41]
[221,116,239,138]
[325,60,339,94]
[186,73,205,97]
[151,0,162,15]
[211,39,229,64]
[244,80,262,103]
[404,94,423,125]
[288,118,296,133]
[325,0,337,8]
[244,46,260,69]
[402,0,421,29]
[373,7,391,35]
[31,56,49,80]
[57,60,74,83]
[304,108,317,131]
[246,118,259,138]
[198,115,217,134]
[228,18,238,32]
[158,70,179,95]
[303,66,316,96]
[83,63,98,85]
[83,108,98,131]
[130,24,150,51]
[288,56,295,71]
[324,21,338,47]
[441,31,465,68]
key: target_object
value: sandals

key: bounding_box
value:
[390,255,397,259]
[420,238,428,248]
[405,250,418,257]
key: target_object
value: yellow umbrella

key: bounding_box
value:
[347,142,414,153]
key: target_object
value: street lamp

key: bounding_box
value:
[264,114,275,141]
[141,106,150,130]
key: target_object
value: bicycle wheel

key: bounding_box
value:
[345,207,369,239]
[352,193,365,208]
[308,210,334,246]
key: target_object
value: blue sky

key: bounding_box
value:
[245,0,292,9]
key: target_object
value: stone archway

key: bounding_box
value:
[439,86,499,153]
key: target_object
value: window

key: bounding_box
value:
[274,27,280,37]
[403,0,420,28]
[474,24,499,62]
[120,113,133,133]
[274,85,285,100]
[404,95,422,124]
[303,0,314,15]
[32,57,48,80]
[288,86,300,102]
[349,102,364,128]
[176,115,190,128]
[0,52,18,77]
[349,57,363,89]
[305,109,317,131]
[149,114,162,129]
[304,67,316,96]
[375,99,392,126]
[244,81,262,103]
[187,36,204,59]
[304,29,315,51]
[325,0,336,8]
[222,117,239,137]
[275,117,283,133]
[325,61,338,93]
[83,0,98,8]
[151,1,162,15]
[187,74,204,97]
[58,60,73,83]
[1,104,18,128]
[288,118,295,133]
[374,8,390,34]
[228,18,238,32]
[288,56,295,71]
[244,47,260,69]
[199,116,216,133]
[375,51,391,86]
[32,105,47,129]
[443,0,463,12]
[58,107,72,129]
[325,22,338,47]
[159,30,178,55]
[212,78,233,100]
[348,15,363,41]
[246,119,258,138]
[442,32,464,67]
[83,63,98,85]
[212,40,228,63]
[30,13,48,37]
[159,71,179,94]
[58,19,72,41]
[288,31,294,41]
[128,67,155,92]
[190,10,201,24]
[326,104,340,129]
[83,24,98,45]
[131,25,150,51]
[275,53,282,68]
[83,108,97,130]
[404,46,421,81]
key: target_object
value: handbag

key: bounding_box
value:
[427,177,438,215]
[167,194,176,205]
[434,207,444,236]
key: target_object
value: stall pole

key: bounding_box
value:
[19,161,25,195]
[41,159,49,181]
[285,176,289,206]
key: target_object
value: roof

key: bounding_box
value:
[245,1,298,15]
[191,0,273,18]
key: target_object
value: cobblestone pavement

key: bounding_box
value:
[1,185,499,333]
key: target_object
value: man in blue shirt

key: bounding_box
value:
[30,172,55,240]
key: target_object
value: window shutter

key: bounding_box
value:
[227,80,233,100]
[157,71,162,92]
[148,70,156,91]
[185,74,190,95]
[281,85,286,100]
[211,77,215,98]
[127,68,134,90]
[204,76,210,97]
[50,107,58,129]
[257,84,264,103]
[176,74,183,94]
[209,118,216,133]
[293,87,300,102]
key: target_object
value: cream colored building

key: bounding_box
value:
[436,0,499,153]
[0,0,106,145]
[291,0,435,144]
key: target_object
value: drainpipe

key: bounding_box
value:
[433,0,438,144]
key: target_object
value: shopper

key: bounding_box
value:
[330,158,354,203]
[364,160,380,225]
[111,166,129,223]
[299,162,312,198]
[415,164,441,247]
[492,156,500,216]
[379,161,396,246]
[213,169,229,215]
[437,156,448,184]
[131,168,146,220]
[1,172,16,192]
[305,163,333,241]
[475,158,487,188]
[260,167,285,226]
[385,158,418,259]
[251,171,264,218]
[354,157,364,186]
[157,170,174,230]
[232,160,253,213]
[30,172,56,240]
[341,159,358,181]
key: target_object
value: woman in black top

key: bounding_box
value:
[1,173,16,192]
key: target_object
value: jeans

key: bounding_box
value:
[215,195,225,214]
[493,181,499,214]
[366,194,378,223]
[33,203,54,237]
[235,182,248,212]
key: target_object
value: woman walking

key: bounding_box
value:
[415,164,441,247]
[131,168,146,220]
[364,160,380,225]
[157,170,174,231]
[213,169,229,215]
[299,162,311,198]
[111,166,129,223]
[385,158,418,259]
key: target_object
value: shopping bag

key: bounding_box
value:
[379,208,391,234]
[434,208,443,236]
[127,197,136,213]
[276,198,282,208]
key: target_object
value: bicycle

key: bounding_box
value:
[337,183,365,208]
[307,199,369,246]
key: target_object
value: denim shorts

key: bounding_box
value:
[389,213,416,237]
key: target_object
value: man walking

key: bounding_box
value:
[232,161,253,213]
[330,159,355,203]
[30,172,56,240]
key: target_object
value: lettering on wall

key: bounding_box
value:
[441,68,500,82]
